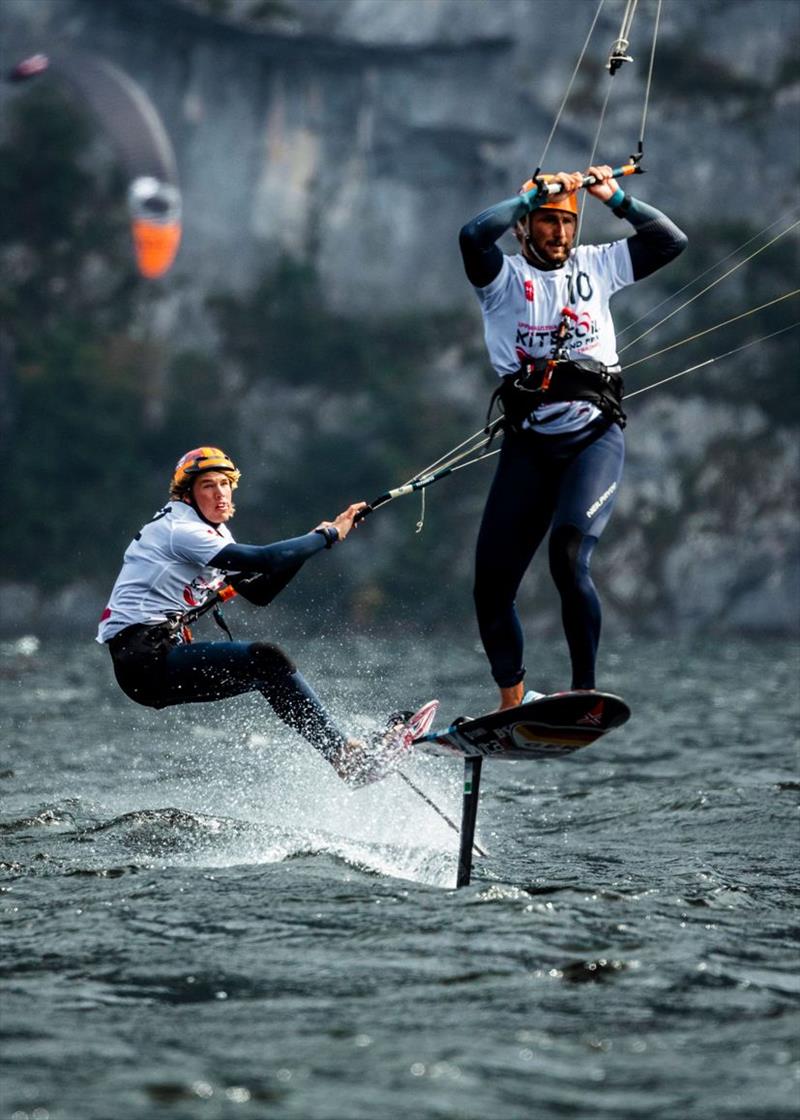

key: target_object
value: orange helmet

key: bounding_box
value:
[170,447,240,499]
[520,173,579,216]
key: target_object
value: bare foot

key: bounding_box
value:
[497,682,525,711]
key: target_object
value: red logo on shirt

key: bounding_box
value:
[183,588,197,606]
[524,279,535,302]
[561,306,593,333]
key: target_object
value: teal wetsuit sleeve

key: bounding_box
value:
[459,189,540,288]
[605,191,688,279]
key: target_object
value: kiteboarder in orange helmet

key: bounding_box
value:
[97,447,416,785]
[459,165,687,710]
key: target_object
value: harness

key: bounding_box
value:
[175,583,238,642]
[108,581,241,667]
[488,354,627,432]
[488,244,627,435]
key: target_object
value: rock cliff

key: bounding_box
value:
[1,0,797,635]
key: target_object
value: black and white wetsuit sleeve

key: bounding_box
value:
[210,529,338,607]
[606,190,688,279]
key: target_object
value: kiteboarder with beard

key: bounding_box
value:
[460,165,687,709]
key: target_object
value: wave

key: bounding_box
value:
[1,803,456,887]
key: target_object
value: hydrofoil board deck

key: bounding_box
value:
[412,691,630,761]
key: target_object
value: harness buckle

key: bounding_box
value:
[538,359,556,393]
[518,355,556,395]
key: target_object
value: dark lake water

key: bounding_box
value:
[1,632,798,1120]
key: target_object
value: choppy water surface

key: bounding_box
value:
[1,632,798,1120]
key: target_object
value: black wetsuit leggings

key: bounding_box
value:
[474,419,624,691]
[109,631,347,761]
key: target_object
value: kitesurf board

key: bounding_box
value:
[409,692,629,887]
[412,691,630,761]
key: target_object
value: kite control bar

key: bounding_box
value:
[531,159,644,202]
[585,159,644,186]
[354,427,500,526]
[354,466,458,523]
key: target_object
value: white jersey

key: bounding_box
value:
[97,502,234,642]
[474,240,633,434]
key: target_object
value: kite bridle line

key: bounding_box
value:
[522,0,797,387]
[524,0,659,391]
[334,0,790,530]
[624,321,800,401]
[356,304,798,529]
[576,0,662,243]
[621,288,800,371]
[531,0,659,176]
[533,0,607,180]
[616,205,800,341]
[181,315,799,588]
[618,219,800,357]
[354,429,501,528]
